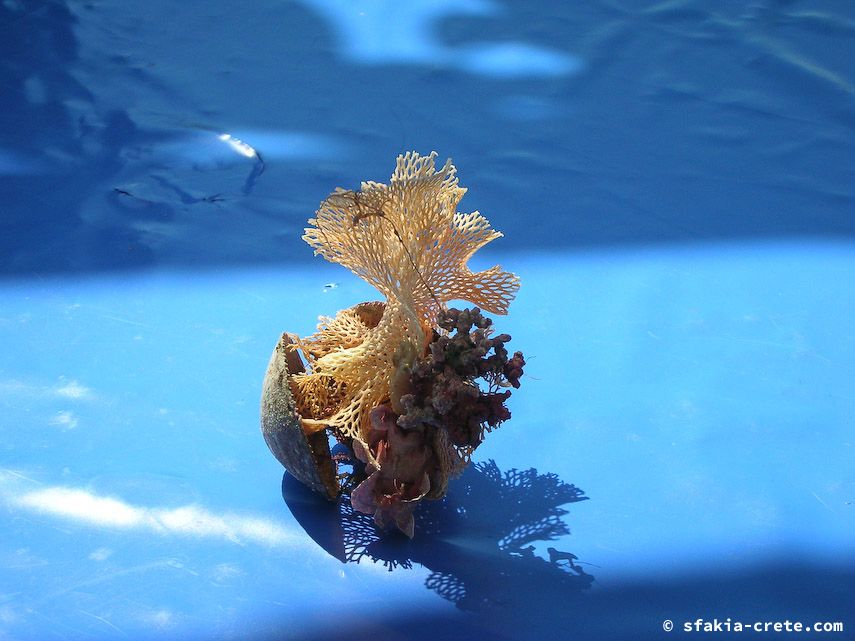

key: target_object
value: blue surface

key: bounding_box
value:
[1,1,854,640]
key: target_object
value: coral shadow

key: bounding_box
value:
[281,459,593,612]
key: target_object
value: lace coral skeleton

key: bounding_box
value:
[261,151,525,537]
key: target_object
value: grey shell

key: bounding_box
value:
[260,333,339,500]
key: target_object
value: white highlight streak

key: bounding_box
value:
[49,411,79,430]
[218,133,257,158]
[12,486,302,548]
[54,380,93,400]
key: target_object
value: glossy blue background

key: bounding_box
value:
[1,1,853,639]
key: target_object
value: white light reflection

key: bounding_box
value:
[218,133,257,159]
[48,410,78,431]
[54,379,93,400]
[153,130,343,166]
[0,377,94,401]
[7,483,304,549]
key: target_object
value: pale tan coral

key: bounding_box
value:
[295,301,385,363]
[294,152,519,443]
[290,372,345,423]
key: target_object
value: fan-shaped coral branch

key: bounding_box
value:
[296,151,520,448]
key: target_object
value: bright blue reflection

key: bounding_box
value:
[0,241,852,639]
[299,0,494,63]
[298,0,580,76]
[456,42,583,77]
[500,242,855,580]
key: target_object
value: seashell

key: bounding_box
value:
[260,333,339,500]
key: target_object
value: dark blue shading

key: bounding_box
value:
[2,0,854,276]
[283,459,593,609]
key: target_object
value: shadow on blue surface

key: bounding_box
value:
[281,459,854,641]
[2,0,854,276]
[283,459,593,611]
[258,563,855,641]
[279,463,854,641]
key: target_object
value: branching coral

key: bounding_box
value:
[269,151,525,537]
[349,307,526,535]
[398,307,527,450]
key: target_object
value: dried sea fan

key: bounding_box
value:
[261,152,523,536]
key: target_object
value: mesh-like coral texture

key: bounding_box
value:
[296,301,385,362]
[303,151,520,323]
[297,152,519,443]
[296,299,425,441]
[290,372,345,422]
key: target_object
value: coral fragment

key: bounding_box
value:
[266,152,527,537]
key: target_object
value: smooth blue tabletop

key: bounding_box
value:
[1,1,853,640]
